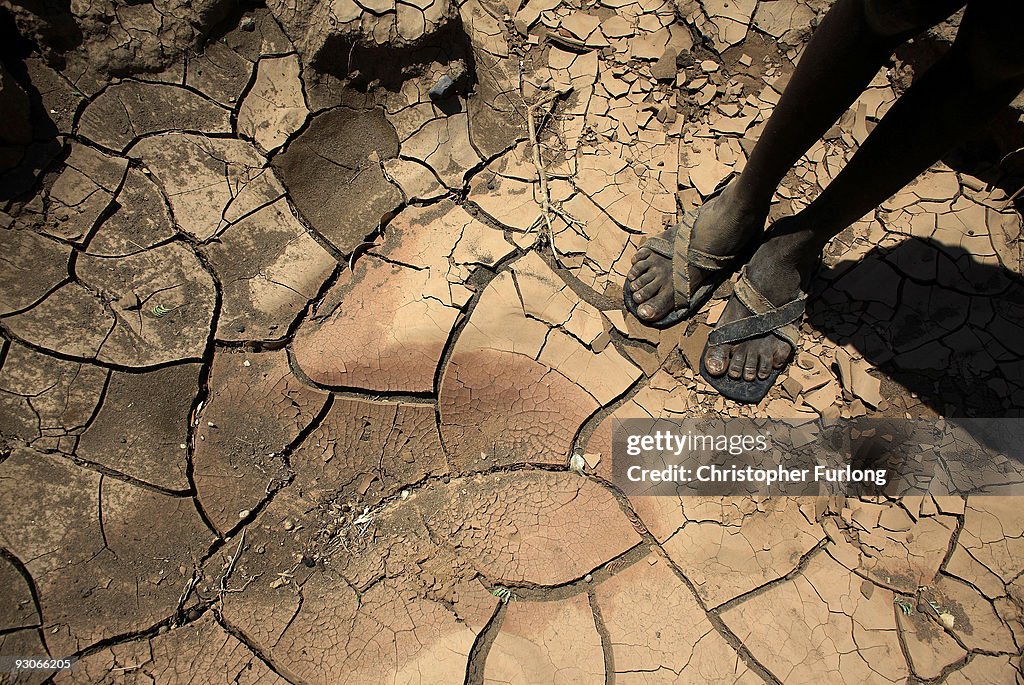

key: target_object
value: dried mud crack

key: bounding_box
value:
[1,0,1024,683]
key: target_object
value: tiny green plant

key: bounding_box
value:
[151,304,172,318]
[894,596,914,615]
[491,586,514,603]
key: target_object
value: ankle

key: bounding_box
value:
[764,220,823,273]
[725,174,774,215]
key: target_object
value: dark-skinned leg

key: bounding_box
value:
[705,0,1024,383]
[626,0,964,322]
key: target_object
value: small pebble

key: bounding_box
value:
[429,74,456,100]
[238,509,251,519]
[569,453,586,473]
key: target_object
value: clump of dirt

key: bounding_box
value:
[271,106,402,255]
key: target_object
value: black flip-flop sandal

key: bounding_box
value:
[700,267,807,404]
[623,208,754,329]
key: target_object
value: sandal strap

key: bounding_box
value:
[732,271,775,314]
[643,236,673,260]
[672,211,694,307]
[688,248,735,271]
[709,268,806,348]
[671,210,738,309]
[636,210,743,313]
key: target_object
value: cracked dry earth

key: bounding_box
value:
[2,0,1024,683]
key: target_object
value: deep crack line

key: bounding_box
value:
[463,596,506,685]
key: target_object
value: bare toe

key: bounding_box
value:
[630,246,652,265]
[632,280,663,303]
[728,348,746,379]
[636,287,674,320]
[704,344,730,376]
[742,349,759,381]
[629,271,656,293]
[627,257,653,281]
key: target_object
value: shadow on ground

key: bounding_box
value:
[0,6,63,203]
[808,236,1023,418]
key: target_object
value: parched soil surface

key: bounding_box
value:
[2,0,1024,683]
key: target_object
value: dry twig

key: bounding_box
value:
[523,85,582,264]
[218,529,246,599]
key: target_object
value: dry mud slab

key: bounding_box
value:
[1,0,1024,683]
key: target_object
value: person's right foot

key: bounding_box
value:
[703,217,821,382]
[626,183,767,322]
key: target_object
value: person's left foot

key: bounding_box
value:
[627,182,767,322]
[703,219,820,381]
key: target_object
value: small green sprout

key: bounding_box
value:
[491,586,514,603]
[894,596,914,615]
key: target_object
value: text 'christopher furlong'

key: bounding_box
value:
[625,464,888,486]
